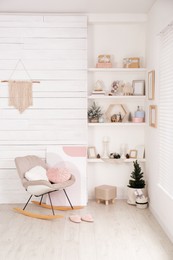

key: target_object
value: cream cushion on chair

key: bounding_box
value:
[25,166,49,181]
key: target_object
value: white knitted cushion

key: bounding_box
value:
[25,166,48,181]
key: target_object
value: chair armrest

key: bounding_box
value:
[22,174,75,190]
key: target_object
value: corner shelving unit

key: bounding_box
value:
[87,19,147,199]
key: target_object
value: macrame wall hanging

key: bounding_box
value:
[8,80,33,113]
[1,59,40,113]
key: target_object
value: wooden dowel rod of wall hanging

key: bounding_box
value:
[1,80,40,83]
[1,59,40,84]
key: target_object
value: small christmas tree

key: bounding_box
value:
[128,160,145,188]
[88,102,103,120]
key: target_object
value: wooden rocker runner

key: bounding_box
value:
[31,200,84,211]
[14,155,77,220]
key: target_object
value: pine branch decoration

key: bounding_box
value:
[128,160,145,188]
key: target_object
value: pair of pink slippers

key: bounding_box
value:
[69,214,94,223]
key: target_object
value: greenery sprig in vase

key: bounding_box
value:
[88,102,103,123]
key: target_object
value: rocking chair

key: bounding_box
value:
[14,155,77,219]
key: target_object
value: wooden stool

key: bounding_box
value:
[95,185,117,205]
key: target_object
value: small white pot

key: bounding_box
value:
[127,187,146,205]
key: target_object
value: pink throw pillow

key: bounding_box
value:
[47,167,71,184]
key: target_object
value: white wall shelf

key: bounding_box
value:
[88,122,146,126]
[87,158,146,163]
[88,68,147,72]
[88,95,146,100]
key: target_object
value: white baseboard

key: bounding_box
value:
[149,203,173,243]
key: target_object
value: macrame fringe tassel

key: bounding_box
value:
[8,80,33,113]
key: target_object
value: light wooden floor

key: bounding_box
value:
[0,200,173,260]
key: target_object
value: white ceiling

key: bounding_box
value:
[0,0,156,14]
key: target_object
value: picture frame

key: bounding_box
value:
[129,149,138,159]
[135,145,145,159]
[88,146,97,158]
[148,70,155,100]
[132,80,145,96]
[149,105,157,128]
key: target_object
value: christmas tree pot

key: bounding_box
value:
[136,196,148,209]
[90,118,99,123]
[127,160,146,205]
[127,187,147,205]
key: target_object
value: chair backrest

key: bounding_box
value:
[15,155,47,182]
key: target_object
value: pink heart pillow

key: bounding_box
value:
[47,167,71,183]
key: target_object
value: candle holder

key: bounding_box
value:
[102,137,109,159]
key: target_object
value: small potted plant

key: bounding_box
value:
[127,160,146,205]
[88,102,103,123]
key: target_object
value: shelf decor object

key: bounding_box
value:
[129,150,138,159]
[123,57,140,68]
[93,80,105,92]
[132,106,145,123]
[102,136,109,159]
[105,104,128,123]
[96,54,112,68]
[88,146,97,158]
[148,70,155,100]
[88,102,103,123]
[135,145,145,159]
[149,105,157,128]
[132,80,145,96]
[123,82,134,96]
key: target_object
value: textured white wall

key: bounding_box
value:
[0,14,87,203]
[146,0,173,242]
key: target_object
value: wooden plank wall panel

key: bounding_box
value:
[0,14,87,203]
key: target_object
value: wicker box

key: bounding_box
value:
[123,57,140,68]
[96,62,112,68]
[95,185,117,205]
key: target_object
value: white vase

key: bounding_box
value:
[99,117,104,123]
[102,140,109,159]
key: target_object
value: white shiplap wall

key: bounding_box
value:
[0,14,87,203]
